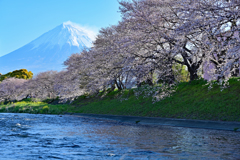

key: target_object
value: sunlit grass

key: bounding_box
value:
[71,78,240,121]
[0,101,74,115]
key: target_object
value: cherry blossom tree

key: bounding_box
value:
[23,71,59,101]
[63,26,137,93]
[171,0,239,83]
[90,25,137,90]
[118,0,200,82]
[53,70,85,102]
[119,0,240,83]
[0,78,27,102]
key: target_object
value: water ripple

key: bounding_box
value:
[0,113,239,159]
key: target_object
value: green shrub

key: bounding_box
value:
[41,105,49,114]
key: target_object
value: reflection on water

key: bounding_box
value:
[0,113,239,159]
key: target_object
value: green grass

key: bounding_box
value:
[0,100,76,115]
[0,78,240,122]
[71,78,240,121]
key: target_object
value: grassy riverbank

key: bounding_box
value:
[0,78,240,122]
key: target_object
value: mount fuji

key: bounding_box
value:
[0,21,94,75]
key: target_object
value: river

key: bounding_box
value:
[0,113,239,159]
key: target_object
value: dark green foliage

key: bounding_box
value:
[21,98,33,102]
[42,97,60,104]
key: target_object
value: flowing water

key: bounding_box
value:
[0,113,239,159]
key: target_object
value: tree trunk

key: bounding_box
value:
[110,83,116,91]
[146,78,153,86]
[186,63,199,81]
[137,80,142,88]
[115,80,122,90]
[189,70,198,81]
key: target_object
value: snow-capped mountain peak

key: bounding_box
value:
[30,21,94,49]
[0,21,94,74]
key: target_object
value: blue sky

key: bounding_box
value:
[0,0,122,57]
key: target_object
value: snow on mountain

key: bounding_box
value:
[31,21,93,49]
[0,21,95,75]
